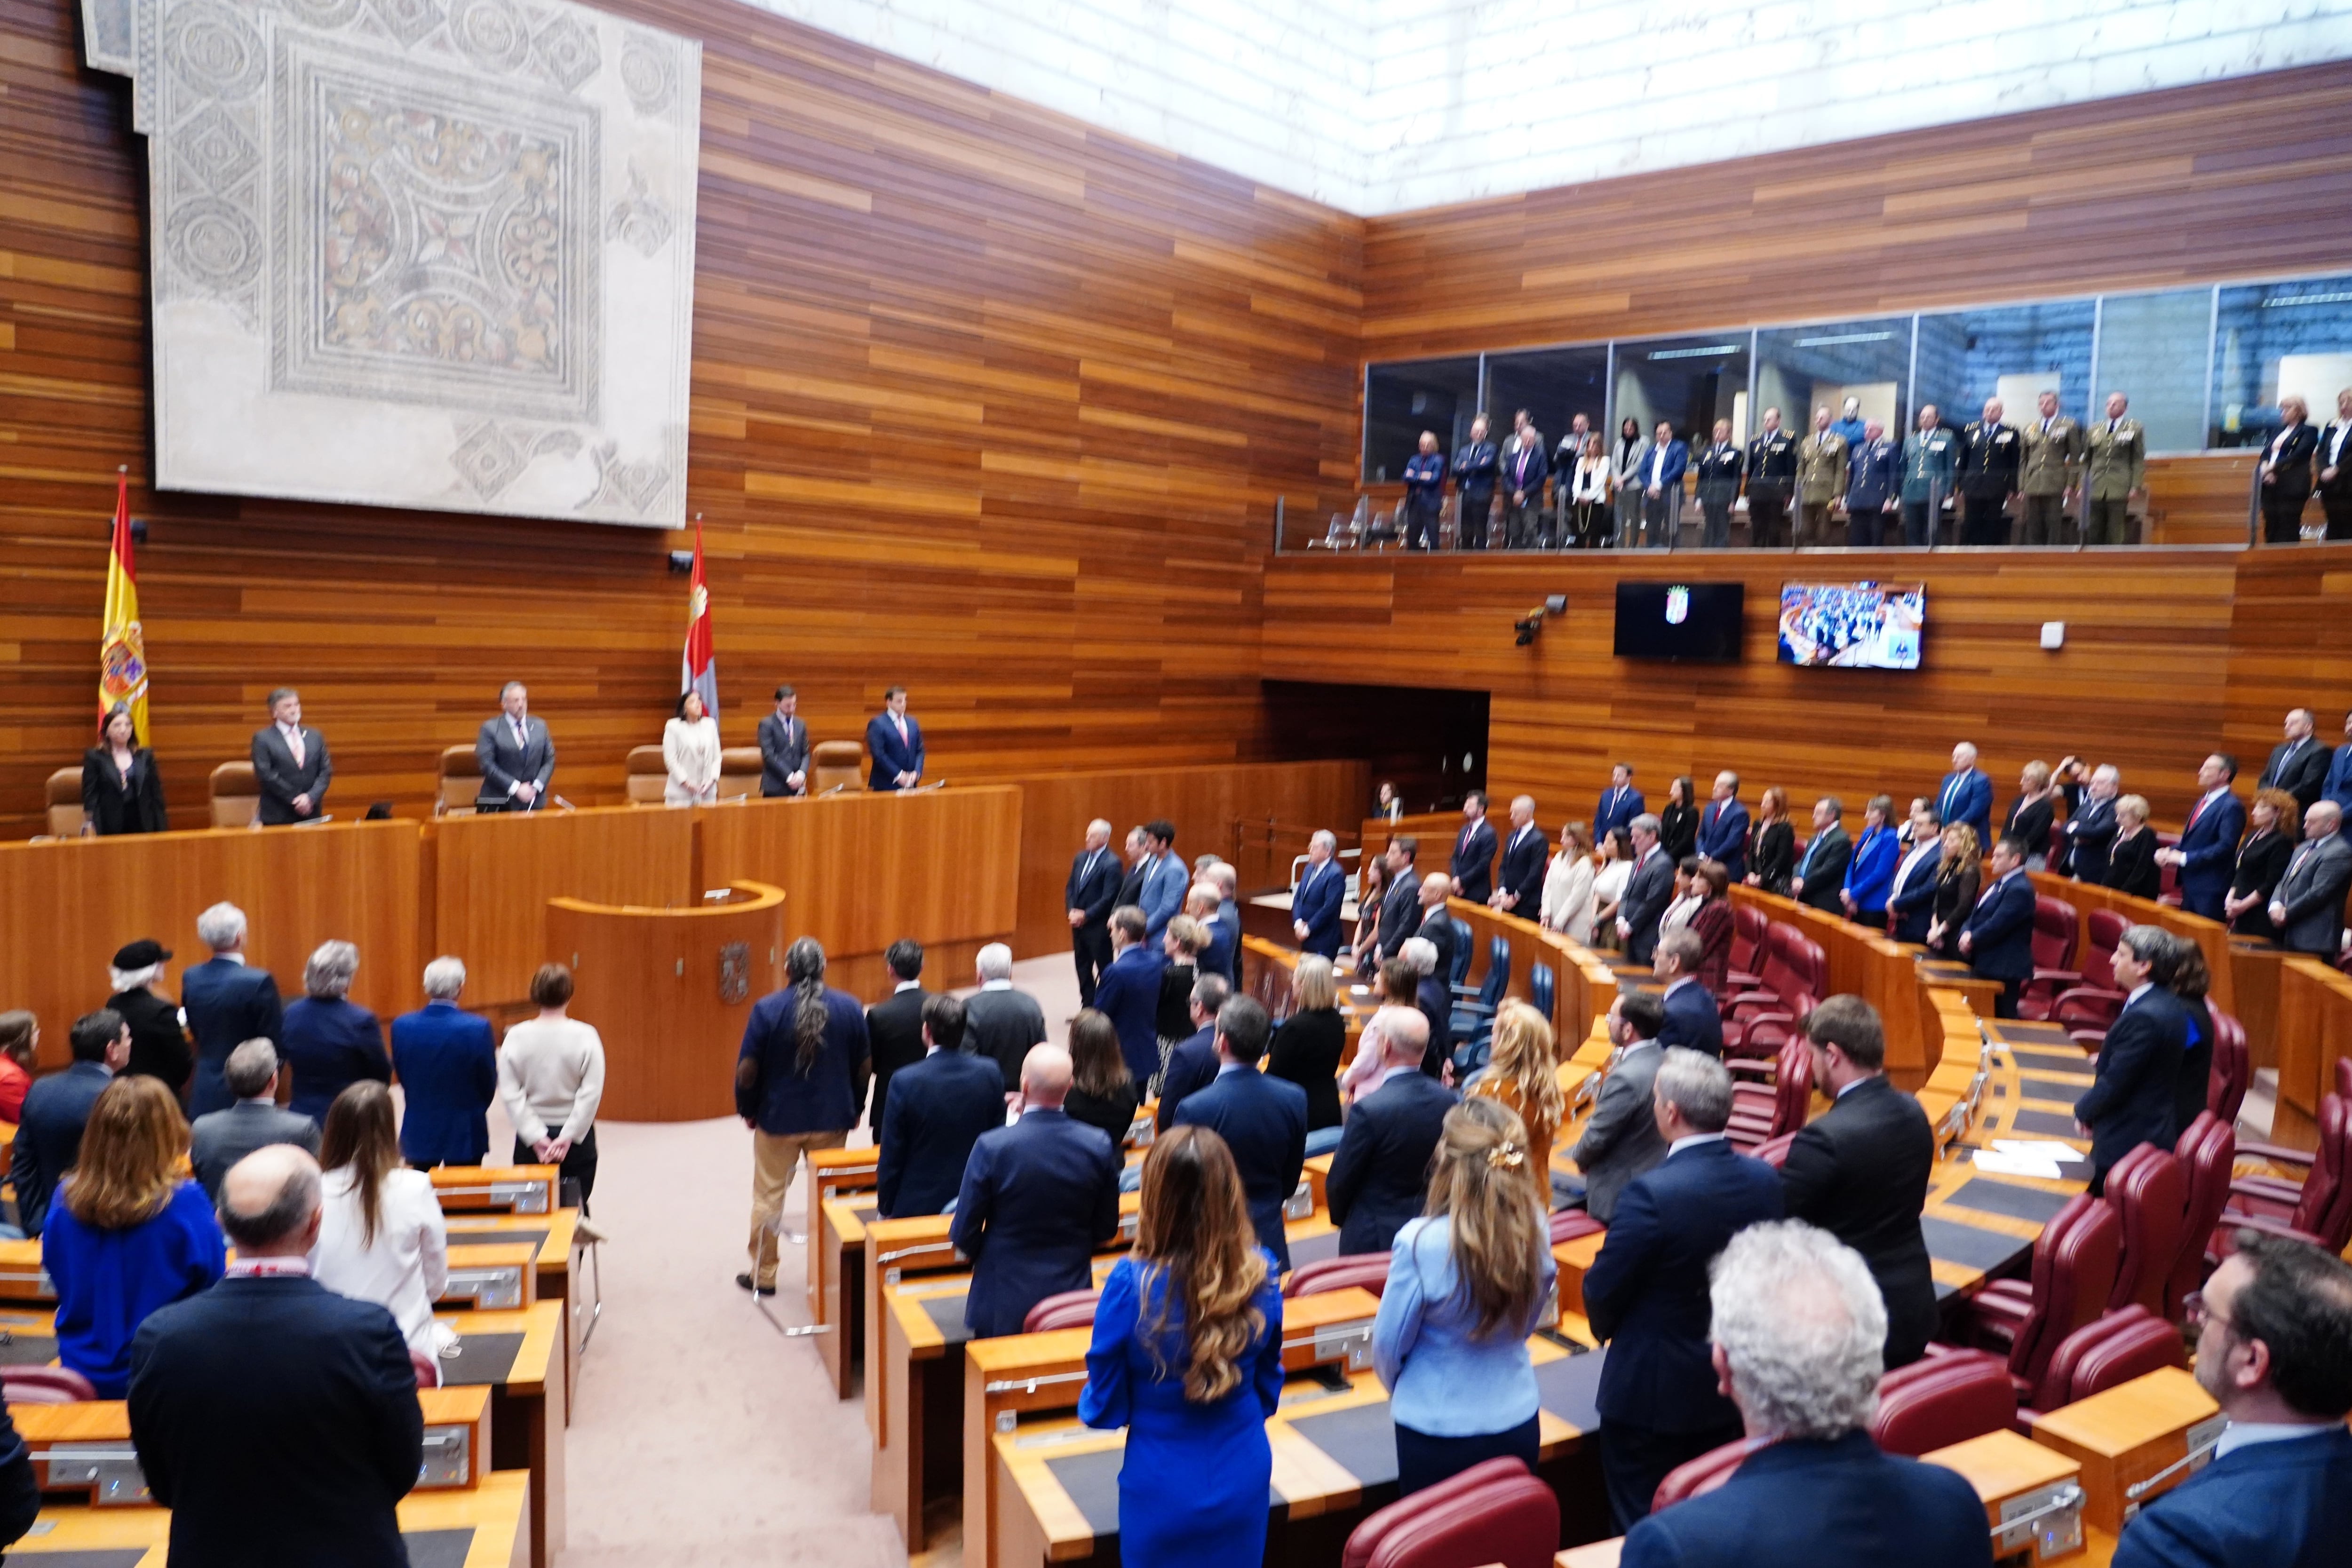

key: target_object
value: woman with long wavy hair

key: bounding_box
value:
[1373,1097,1557,1493]
[1466,1000,1565,1187]
[1078,1126,1284,1568]
[733,937,871,1297]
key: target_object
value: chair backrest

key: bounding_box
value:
[624,744,667,804]
[1651,1436,1776,1513]
[1790,934,1827,999]
[2031,896,2080,972]
[1770,1037,1814,1137]
[208,761,259,828]
[2,1366,97,1403]
[1023,1288,1102,1333]
[436,744,481,816]
[2338,1057,2352,1102]
[2156,833,2180,903]
[2170,1112,2236,1321]
[1871,1350,2017,1455]
[2102,1144,2188,1316]
[2207,1009,2249,1126]
[45,766,85,836]
[2083,910,2128,990]
[717,746,763,800]
[1475,936,1508,1004]
[2036,1306,2184,1411]
[1730,903,1769,972]
[811,739,864,794]
[410,1347,441,1388]
[1756,924,1811,1002]
[1530,963,1555,1022]
[1750,1131,1797,1168]
[1284,1254,1391,1299]
[2288,1093,2352,1247]
[2009,1195,2123,1392]
[1342,1457,1557,1568]
[1548,1209,1603,1246]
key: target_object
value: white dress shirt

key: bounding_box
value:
[1667,1131,1727,1157]
[312,1165,454,1360]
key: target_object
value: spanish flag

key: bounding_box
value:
[98,467,150,744]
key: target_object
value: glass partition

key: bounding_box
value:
[2096,289,2213,453]
[1614,333,1752,447]
[1754,317,1913,442]
[1913,300,2095,430]
[1484,346,1610,462]
[2209,274,2352,449]
[1363,356,1479,483]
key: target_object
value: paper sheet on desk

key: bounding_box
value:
[1972,1140,2080,1179]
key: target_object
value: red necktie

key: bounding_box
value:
[2186,793,2209,830]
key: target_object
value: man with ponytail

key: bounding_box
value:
[734,938,870,1297]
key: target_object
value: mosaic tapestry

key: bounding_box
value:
[86,0,700,525]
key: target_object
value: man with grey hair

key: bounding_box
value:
[285,940,389,1125]
[963,942,1047,1090]
[389,957,498,1168]
[1617,1222,1990,1567]
[1327,1004,1455,1255]
[1066,817,1123,1006]
[1189,881,1238,985]
[1293,829,1346,958]
[2270,799,2351,958]
[189,1040,320,1200]
[1399,933,1452,1075]
[2063,762,2122,882]
[129,1146,423,1568]
[474,680,555,813]
[250,686,331,825]
[2258,707,2329,812]
[1584,1048,1784,1529]
[182,901,284,1118]
[1618,813,1675,965]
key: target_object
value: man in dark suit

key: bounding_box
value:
[129,1145,421,1568]
[1960,835,2037,1017]
[950,1045,1120,1338]
[1194,874,1241,986]
[1653,932,1724,1056]
[189,1040,321,1199]
[864,685,924,791]
[1452,415,1499,550]
[1066,818,1123,1006]
[2325,711,2352,816]
[2161,754,2248,921]
[2258,708,2330,812]
[2110,1232,2352,1568]
[1566,994,1670,1223]
[1291,830,1347,957]
[1584,1048,1784,1529]
[1935,743,1994,854]
[473,681,554,811]
[1172,998,1308,1269]
[1695,772,1751,885]
[1795,797,1854,915]
[1448,792,1497,904]
[756,684,810,797]
[179,901,284,1118]
[1887,804,1945,944]
[11,1010,128,1238]
[2064,764,2122,882]
[1596,764,1646,841]
[2321,388,2352,541]
[1491,796,1547,916]
[2073,927,2187,1193]
[876,996,1005,1218]
[2269,802,2352,957]
[964,944,1048,1092]
[1152,974,1228,1132]
[1376,837,1425,959]
[1618,815,1676,965]
[1327,1006,1454,1255]
[1956,399,2019,546]
[1782,997,1938,1367]
[251,687,331,825]
[1115,826,1150,908]
[1617,1221,1992,1568]
[864,940,932,1134]
[1502,431,1548,549]
[387,958,496,1167]
[1743,407,1798,549]
[1092,907,1164,1084]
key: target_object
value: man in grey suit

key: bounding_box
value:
[1617,814,1675,966]
[188,1040,320,1200]
[473,681,554,812]
[1568,993,1670,1223]
[250,688,330,825]
[757,685,810,797]
[2269,801,2352,957]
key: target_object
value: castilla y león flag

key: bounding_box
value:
[99,469,150,744]
[681,516,717,721]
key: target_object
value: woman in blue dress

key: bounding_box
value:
[1077,1125,1285,1568]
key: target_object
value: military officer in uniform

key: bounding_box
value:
[1693,419,1745,549]
[1843,420,1901,547]
[2082,392,2146,546]
[1899,404,1958,547]
[2316,388,2352,541]
[1745,407,1797,549]
[1957,398,2019,546]
[1453,415,1499,551]
[2018,389,2084,546]
[1796,406,1848,548]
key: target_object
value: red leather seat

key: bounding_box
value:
[1285,1254,1392,1299]
[1341,1456,1557,1568]
[1750,1131,1798,1168]
[1725,1038,1812,1151]
[2215,1093,2352,1255]
[409,1349,440,1389]
[2169,1113,2236,1321]
[0,1366,97,1403]
[1023,1288,1103,1333]
[2019,1306,2185,1419]
[2207,1009,2249,1125]
[1942,1193,2122,1402]
[1725,926,1821,1057]
[2053,910,2130,1049]
[2018,896,2083,1021]
[1549,1209,1603,1245]
[1725,903,1771,991]
[2156,832,2182,904]
[2102,1144,2188,1316]
[1870,1351,2017,1455]
[1651,1436,1776,1512]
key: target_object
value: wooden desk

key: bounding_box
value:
[445,1210,584,1419]
[2272,955,2352,1126]
[1925,1428,2088,1564]
[438,1301,564,1568]
[9,1469,531,1567]
[807,1147,882,1401]
[2028,1366,2222,1534]
[432,1166,559,1216]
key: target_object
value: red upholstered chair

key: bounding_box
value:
[1943,1194,2122,1402]
[2101,1144,2188,1316]
[1725,1038,1813,1151]
[1750,1131,1798,1168]
[1284,1254,1392,1299]
[1870,1351,2018,1456]
[409,1349,440,1389]
[2215,1094,2352,1255]
[1549,1209,1603,1246]
[2169,1113,2237,1321]
[1341,1457,1557,1568]
[1726,903,1771,990]
[2018,1306,2185,1421]
[1651,1437,1776,1513]
[0,1367,96,1403]
[2338,1057,2352,1101]
[1023,1289,1102,1333]
[2018,896,2083,1020]
[2207,1009,2249,1125]
[2081,910,2127,990]
[2054,910,2131,1049]
[1724,926,1822,1057]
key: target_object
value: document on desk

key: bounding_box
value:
[1971,1140,2078,1179]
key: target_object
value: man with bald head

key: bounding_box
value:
[950,1044,1121,1337]
[1327,1005,1457,1255]
[129,1147,422,1568]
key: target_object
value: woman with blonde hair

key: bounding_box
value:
[1924,823,1982,958]
[42,1076,224,1395]
[313,1082,455,1369]
[1467,999,1564,1185]
[1266,955,1345,1134]
[1373,1096,1557,1493]
[2005,760,2058,870]
[1078,1126,1284,1568]
[2104,794,2161,900]
[1541,822,1596,942]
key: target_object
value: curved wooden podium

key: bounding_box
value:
[545,880,785,1122]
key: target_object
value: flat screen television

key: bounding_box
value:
[1777,581,1926,670]
[1612,582,1745,662]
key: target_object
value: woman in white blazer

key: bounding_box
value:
[312,1081,454,1373]
[1541,822,1597,944]
[662,690,721,805]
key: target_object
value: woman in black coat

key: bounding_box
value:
[1264,956,1345,1132]
[1659,776,1699,864]
[2002,760,2058,870]
[1924,824,1981,959]
[2103,795,2162,902]
[82,704,168,836]
[1746,785,1796,897]
[2224,789,2298,942]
